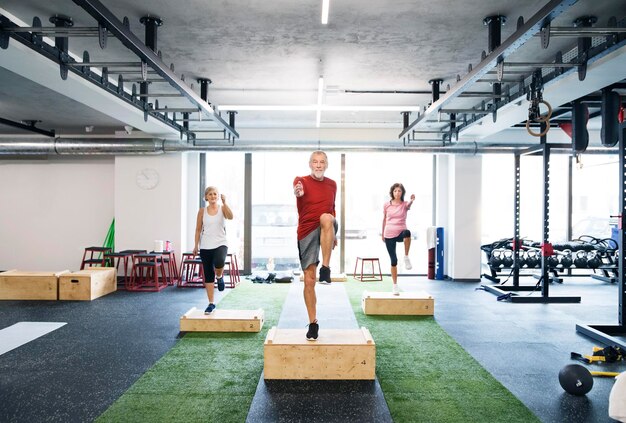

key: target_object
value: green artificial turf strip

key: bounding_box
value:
[96,281,290,423]
[345,277,540,423]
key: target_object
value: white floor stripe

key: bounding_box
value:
[0,322,67,356]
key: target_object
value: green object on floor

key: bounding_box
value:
[344,277,540,423]
[103,218,115,253]
[96,282,290,423]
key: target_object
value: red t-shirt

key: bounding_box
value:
[294,175,336,240]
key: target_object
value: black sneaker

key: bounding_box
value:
[217,277,225,291]
[318,265,331,284]
[204,303,216,315]
[306,322,319,341]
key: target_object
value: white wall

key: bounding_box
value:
[0,158,114,271]
[114,154,188,256]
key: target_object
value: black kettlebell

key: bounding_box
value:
[574,250,588,268]
[560,250,573,268]
[547,256,559,268]
[558,364,593,395]
[525,250,539,268]
[490,249,503,268]
[586,251,602,269]
[502,250,514,268]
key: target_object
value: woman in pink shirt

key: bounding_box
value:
[382,183,415,295]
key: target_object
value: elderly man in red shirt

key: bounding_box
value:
[293,150,337,340]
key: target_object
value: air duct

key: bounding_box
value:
[0,138,617,157]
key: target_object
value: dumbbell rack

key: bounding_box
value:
[576,122,626,350]
[482,142,581,303]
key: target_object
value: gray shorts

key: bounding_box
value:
[298,219,338,270]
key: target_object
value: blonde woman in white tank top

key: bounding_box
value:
[193,186,234,314]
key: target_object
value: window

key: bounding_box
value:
[344,153,432,274]
[251,152,342,272]
[204,152,245,261]
[572,155,618,239]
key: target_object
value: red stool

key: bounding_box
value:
[225,253,241,288]
[178,253,205,288]
[151,250,179,286]
[214,253,241,289]
[80,246,111,270]
[129,253,168,291]
[353,257,383,281]
[104,249,147,290]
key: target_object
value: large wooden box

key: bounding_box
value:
[264,326,375,380]
[180,307,265,332]
[0,269,69,300]
[59,267,116,301]
[362,291,434,315]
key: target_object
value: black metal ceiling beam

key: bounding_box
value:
[0,117,55,137]
[71,0,238,140]
[399,0,578,140]
[5,26,109,37]
[545,27,626,36]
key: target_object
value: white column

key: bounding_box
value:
[435,154,482,280]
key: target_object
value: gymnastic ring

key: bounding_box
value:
[526,100,552,137]
[533,100,553,122]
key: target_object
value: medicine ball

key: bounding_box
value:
[574,250,588,268]
[560,250,573,268]
[502,250,514,268]
[587,251,602,269]
[559,364,593,396]
[490,249,503,268]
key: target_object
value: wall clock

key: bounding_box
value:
[135,168,160,190]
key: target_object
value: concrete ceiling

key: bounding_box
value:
[0,0,624,146]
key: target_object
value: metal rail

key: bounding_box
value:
[72,0,238,140]
[399,0,578,140]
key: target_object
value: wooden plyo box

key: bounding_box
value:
[180,307,265,332]
[264,326,376,380]
[299,273,348,282]
[59,267,116,301]
[0,269,69,300]
[362,291,434,315]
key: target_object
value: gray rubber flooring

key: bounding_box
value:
[0,274,624,422]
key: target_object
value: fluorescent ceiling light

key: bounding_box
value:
[218,105,424,112]
[316,77,324,127]
[321,0,330,24]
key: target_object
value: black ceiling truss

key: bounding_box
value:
[0,0,238,144]
[399,0,626,146]
[0,117,55,137]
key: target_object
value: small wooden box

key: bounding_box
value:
[180,307,265,332]
[362,290,434,315]
[59,267,116,301]
[299,273,348,282]
[0,269,69,300]
[264,326,376,380]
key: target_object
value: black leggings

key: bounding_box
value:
[384,229,411,267]
[199,246,228,283]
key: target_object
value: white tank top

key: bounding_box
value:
[199,206,228,250]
